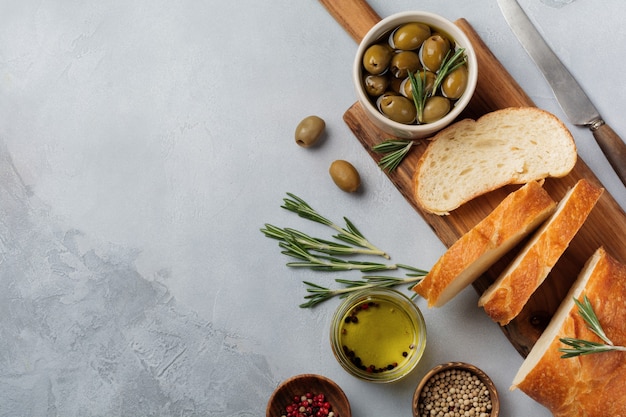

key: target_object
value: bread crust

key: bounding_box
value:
[513,248,626,417]
[478,179,603,325]
[413,107,577,215]
[413,181,556,307]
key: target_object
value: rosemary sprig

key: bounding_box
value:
[277,238,398,272]
[559,295,626,358]
[408,70,426,123]
[432,48,467,95]
[263,193,429,307]
[300,272,427,308]
[407,48,466,125]
[261,224,386,257]
[281,193,389,259]
[371,140,415,172]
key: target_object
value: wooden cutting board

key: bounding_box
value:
[320,0,626,357]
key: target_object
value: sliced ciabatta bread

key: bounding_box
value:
[478,179,603,325]
[413,181,556,307]
[413,107,577,215]
[511,247,626,417]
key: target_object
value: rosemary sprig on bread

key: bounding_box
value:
[559,295,626,358]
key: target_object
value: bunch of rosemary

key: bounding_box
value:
[559,295,626,358]
[261,193,427,307]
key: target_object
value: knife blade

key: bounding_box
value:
[497,0,626,187]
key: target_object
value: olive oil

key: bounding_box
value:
[339,299,417,373]
[330,288,427,382]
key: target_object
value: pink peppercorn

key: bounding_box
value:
[281,392,333,417]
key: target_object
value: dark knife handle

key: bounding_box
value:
[592,123,626,187]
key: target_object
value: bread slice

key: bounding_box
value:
[511,247,626,417]
[413,181,556,307]
[478,179,603,325]
[413,107,577,215]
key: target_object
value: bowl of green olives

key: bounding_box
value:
[354,11,477,139]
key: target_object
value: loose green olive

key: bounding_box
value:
[378,93,417,124]
[441,64,468,99]
[329,160,361,192]
[294,115,325,147]
[420,96,451,124]
[364,74,389,96]
[401,70,436,98]
[419,34,451,72]
[362,43,393,75]
[391,22,431,50]
[389,51,421,78]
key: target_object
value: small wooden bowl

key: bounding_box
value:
[412,362,500,417]
[266,374,351,417]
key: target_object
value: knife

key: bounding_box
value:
[497,0,626,187]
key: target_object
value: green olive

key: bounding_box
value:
[361,23,463,126]
[329,160,361,192]
[378,93,417,124]
[441,64,468,99]
[362,43,393,75]
[363,74,389,96]
[389,76,404,94]
[431,31,454,45]
[401,70,436,98]
[391,22,431,50]
[389,51,421,78]
[419,34,451,72]
[420,96,451,124]
[294,115,325,147]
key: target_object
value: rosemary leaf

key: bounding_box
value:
[279,240,396,272]
[299,273,426,308]
[371,140,413,153]
[262,224,390,258]
[281,193,334,227]
[432,48,467,95]
[263,193,431,308]
[558,294,626,358]
[559,338,617,358]
[261,223,291,241]
[372,140,415,172]
[575,295,612,345]
[343,216,364,239]
[281,193,389,259]
[408,70,426,123]
[397,264,430,275]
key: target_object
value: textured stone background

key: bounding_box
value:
[1,0,624,416]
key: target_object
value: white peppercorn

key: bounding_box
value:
[417,368,493,417]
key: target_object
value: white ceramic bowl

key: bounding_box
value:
[353,11,478,139]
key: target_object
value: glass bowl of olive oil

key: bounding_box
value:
[330,288,427,383]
